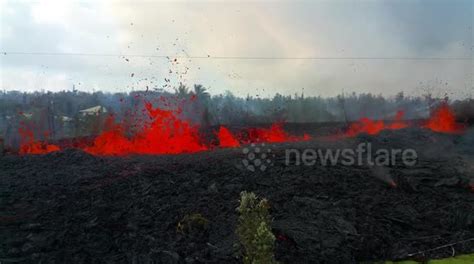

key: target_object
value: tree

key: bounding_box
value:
[193,84,209,99]
[193,84,213,128]
[174,83,190,98]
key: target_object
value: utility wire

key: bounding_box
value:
[1,51,473,61]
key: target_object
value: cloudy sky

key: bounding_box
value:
[0,0,472,98]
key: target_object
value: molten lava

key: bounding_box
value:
[424,103,464,133]
[21,100,467,156]
[17,102,308,156]
[346,111,408,137]
[388,111,409,130]
[247,123,309,143]
[217,126,240,148]
[345,105,465,136]
[18,127,60,155]
[247,123,289,143]
[84,102,208,155]
[346,118,385,136]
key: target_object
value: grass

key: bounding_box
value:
[385,253,474,264]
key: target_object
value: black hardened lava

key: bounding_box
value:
[1,127,473,263]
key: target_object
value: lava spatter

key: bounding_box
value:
[18,126,60,155]
[345,111,408,137]
[84,102,208,156]
[217,126,240,148]
[425,103,464,133]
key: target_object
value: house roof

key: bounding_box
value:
[79,106,107,114]
[61,116,73,122]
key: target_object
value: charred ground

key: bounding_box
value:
[1,126,474,263]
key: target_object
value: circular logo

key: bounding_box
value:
[242,143,274,172]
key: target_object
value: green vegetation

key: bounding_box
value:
[236,191,278,264]
[385,253,474,264]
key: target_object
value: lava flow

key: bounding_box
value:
[247,123,310,143]
[17,101,464,156]
[345,104,465,136]
[424,103,464,133]
[17,106,308,156]
[345,110,408,137]
[84,102,208,156]
[217,126,240,148]
[18,127,60,155]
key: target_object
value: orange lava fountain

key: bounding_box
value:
[424,103,464,133]
[83,102,208,155]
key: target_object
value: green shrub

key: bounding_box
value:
[236,191,278,264]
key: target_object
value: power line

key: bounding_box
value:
[1,51,473,61]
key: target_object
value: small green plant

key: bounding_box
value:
[236,191,278,264]
[176,213,209,235]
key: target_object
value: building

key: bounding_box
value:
[79,106,107,116]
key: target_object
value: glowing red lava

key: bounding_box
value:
[346,118,385,136]
[345,111,408,137]
[17,105,307,155]
[84,102,208,156]
[247,123,308,143]
[388,111,409,130]
[217,126,240,148]
[18,127,60,155]
[424,103,464,133]
[17,101,465,156]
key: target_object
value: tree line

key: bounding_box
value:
[0,84,472,146]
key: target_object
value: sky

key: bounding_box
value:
[0,0,473,99]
